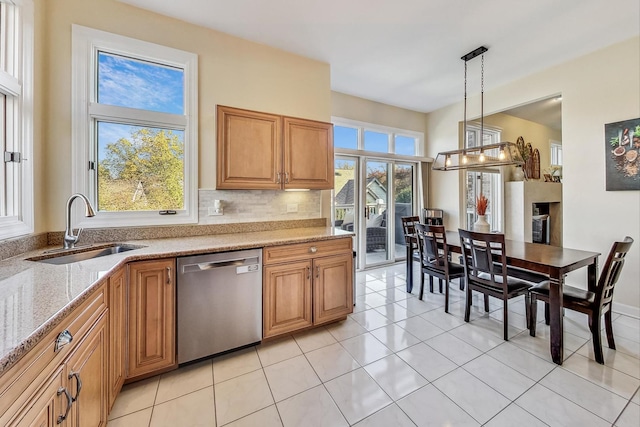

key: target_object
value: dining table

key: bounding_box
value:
[406,230,601,365]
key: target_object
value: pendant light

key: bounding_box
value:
[432,46,524,171]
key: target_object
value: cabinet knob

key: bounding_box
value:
[54,329,73,352]
[309,246,317,254]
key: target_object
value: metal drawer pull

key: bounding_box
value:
[57,387,72,424]
[69,372,82,402]
[306,266,311,279]
[276,172,281,184]
[309,246,317,254]
[285,172,290,183]
[54,330,73,352]
[166,267,171,284]
[316,267,320,278]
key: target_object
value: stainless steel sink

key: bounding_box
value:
[28,244,145,265]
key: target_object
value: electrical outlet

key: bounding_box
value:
[287,203,298,213]
[208,206,223,216]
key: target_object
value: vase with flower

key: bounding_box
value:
[473,194,491,232]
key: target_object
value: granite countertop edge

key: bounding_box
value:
[0,226,353,375]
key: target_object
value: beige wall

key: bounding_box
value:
[37,0,331,231]
[477,113,562,181]
[331,91,427,134]
[427,37,640,313]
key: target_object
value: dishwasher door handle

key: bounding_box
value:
[180,257,260,273]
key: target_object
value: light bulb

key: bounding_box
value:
[479,151,485,162]
[499,147,506,160]
[445,155,451,167]
[462,155,468,164]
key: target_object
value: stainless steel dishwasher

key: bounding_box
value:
[177,249,262,364]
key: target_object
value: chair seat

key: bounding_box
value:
[530,282,596,306]
[476,273,533,293]
[425,261,464,275]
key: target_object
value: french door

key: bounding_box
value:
[333,156,417,270]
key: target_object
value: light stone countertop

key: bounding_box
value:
[0,226,352,374]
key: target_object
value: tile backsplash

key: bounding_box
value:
[198,189,322,224]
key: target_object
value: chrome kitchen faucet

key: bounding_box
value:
[63,193,96,249]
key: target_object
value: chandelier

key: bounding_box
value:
[432,46,524,171]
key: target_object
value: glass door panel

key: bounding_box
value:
[393,163,415,260]
[365,160,390,266]
[333,157,357,232]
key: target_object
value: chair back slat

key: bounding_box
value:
[459,229,508,292]
[596,236,633,308]
[401,216,420,236]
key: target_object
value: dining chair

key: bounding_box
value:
[458,229,532,340]
[401,215,421,289]
[529,236,634,364]
[415,224,465,313]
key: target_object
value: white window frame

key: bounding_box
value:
[463,123,505,232]
[0,0,34,240]
[331,117,426,160]
[550,140,563,166]
[71,25,198,228]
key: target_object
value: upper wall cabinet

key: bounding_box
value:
[217,105,334,190]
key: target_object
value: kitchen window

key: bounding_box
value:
[0,0,34,240]
[71,25,198,228]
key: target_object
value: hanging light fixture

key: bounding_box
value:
[432,46,524,171]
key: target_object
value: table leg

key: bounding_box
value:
[406,244,413,293]
[549,275,564,364]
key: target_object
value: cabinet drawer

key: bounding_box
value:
[263,238,352,265]
[0,282,107,417]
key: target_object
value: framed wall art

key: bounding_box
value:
[605,118,640,191]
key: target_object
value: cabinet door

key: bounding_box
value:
[263,260,313,338]
[6,366,66,427]
[66,313,108,427]
[217,105,282,189]
[283,117,334,189]
[128,259,176,380]
[313,254,353,325]
[108,267,126,410]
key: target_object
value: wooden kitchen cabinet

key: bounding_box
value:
[216,105,334,190]
[127,259,176,381]
[108,267,126,410]
[263,238,353,338]
[283,116,334,189]
[66,313,108,427]
[5,366,65,427]
[216,105,282,190]
[313,254,353,325]
[263,260,313,337]
[0,284,108,427]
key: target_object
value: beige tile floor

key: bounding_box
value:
[108,262,640,427]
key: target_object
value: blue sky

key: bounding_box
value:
[97,52,185,159]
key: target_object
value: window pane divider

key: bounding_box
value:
[88,103,187,128]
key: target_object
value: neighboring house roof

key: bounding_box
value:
[335,178,387,205]
[334,179,355,205]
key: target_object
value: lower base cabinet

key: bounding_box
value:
[66,313,108,427]
[127,259,177,381]
[263,238,353,338]
[2,307,108,427]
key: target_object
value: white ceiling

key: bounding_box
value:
[118,0,639,115]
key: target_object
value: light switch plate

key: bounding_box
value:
[287,204,298,213]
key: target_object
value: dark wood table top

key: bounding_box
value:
[442,230,600,275]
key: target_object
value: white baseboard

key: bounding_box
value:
[612,302,640,319]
